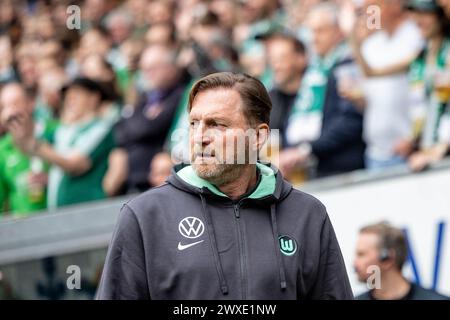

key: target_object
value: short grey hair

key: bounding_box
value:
[105,9,133,29]
[308,1,340,27]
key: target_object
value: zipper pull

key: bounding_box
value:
[234,205,240,218]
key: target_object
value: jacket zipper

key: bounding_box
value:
[234,202,247,299]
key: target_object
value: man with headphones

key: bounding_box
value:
[353,221,449,300]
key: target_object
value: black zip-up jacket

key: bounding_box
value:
[96,163,353,299]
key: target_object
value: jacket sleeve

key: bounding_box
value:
[307,209,354,300]
[96,204,150,300]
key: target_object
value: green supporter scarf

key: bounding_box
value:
[285,42,350,146]
[409,38,450,145]
[290,42,350,116]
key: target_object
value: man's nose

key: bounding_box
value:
[193,122,212,146]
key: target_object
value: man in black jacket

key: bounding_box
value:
[96,72,353,300]
[279,3,365,178]
[114,44,190,192]
[279,64,366,178]
[313,60,366,176]
[355,221,449,300]
[264,32,307,148]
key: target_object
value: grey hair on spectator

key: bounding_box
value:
[308,1,340,26]
[105,9,134,29]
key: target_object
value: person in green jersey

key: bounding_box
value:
[0,83,51,216]
[11,77,115,209]
[407,0,450,171]
[33,68,68,126]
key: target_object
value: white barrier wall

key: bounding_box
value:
[307,167,450,296]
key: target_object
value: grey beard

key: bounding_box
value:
[193,163,246,187]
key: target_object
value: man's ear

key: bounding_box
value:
[380,249,396,270]
[255,123,270,151]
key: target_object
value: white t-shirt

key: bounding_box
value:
[362,19,424,160]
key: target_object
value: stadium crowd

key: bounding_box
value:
[1,0,450,216]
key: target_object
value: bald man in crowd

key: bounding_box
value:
[0,83,49,215]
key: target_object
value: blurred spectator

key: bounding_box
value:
[0,0,22,44]
[263,32,307,148]
[168,10,240,163]
[105,9,133,49]
[35,67,68,124]
[188,10,241,75]
[124,0,149,38]
[438,0,450,17]
[210,0,238,32]
[75,26,124,74]
[52,0,76,29]
[146,0,175,26]
[0,83,50,216]
[112,45,191,193]
[37,39,67,68]
[280,2,365,179]
[351,0,424,170]
[116,38,145,106]
[34,13,56,41]
[236,0,280,35]
[174,0,200,43]
[285,3,349,147]
[354,221,449,300]
[144,22,177,47]
[281,0,321,50]
[15,41,40,96]
[407,0,450,171]
[81,0,110,31]
[10,78,115,209]
[148,152,173,187]
[0,36,18,85]
[81,54,116,85]
[234,0,282,86]
[80,54,122,126]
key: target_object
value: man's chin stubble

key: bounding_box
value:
[192,163,245,186]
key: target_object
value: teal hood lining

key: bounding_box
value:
[176,163,276,199]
